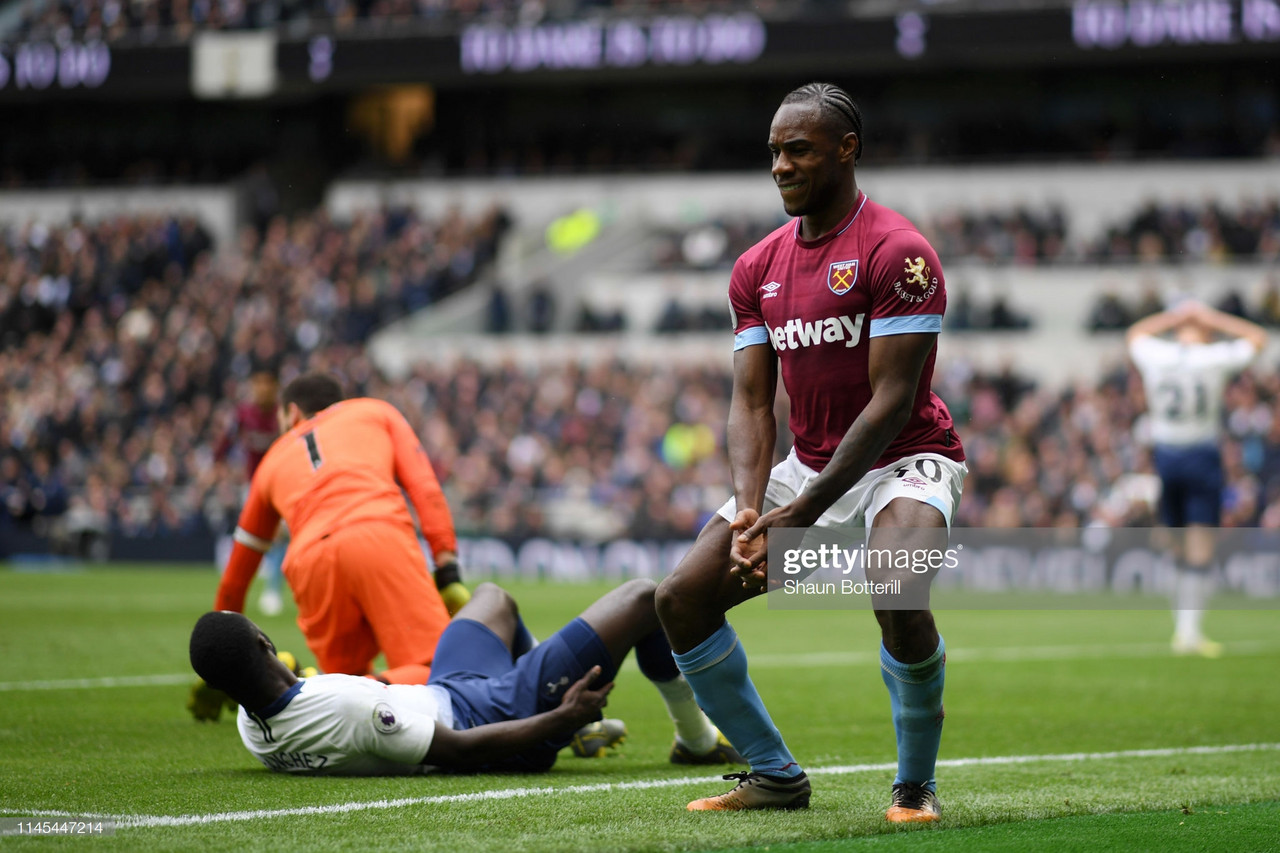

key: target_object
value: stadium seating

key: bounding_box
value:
[0,204,509,558]
[4,165,1280,560]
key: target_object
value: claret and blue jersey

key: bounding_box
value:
[728,191,965,471]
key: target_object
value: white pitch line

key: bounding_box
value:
[2,639,1277,692]
[0,674,194,692]
[2,743,1275,830]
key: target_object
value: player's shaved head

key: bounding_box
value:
[190,611,272,695]
[781,82,864,162]
[282,373,345,418]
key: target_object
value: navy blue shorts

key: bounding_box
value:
[1153,443,1223,527]
[428,616,614,772]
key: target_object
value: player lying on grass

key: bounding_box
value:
[189,580,745,775]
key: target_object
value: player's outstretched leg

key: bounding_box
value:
[656,517,809,811]
[871,500,947,824]
[571,579,743,764]
[632,615,745,766]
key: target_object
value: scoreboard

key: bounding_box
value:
[2,0,1277,99]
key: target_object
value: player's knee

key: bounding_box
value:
[472,582,517,615]
[655,573,689,624]
[619,578,658,613]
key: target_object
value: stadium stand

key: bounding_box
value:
[3,162,1279,561]
[0,204,509,558]
[5,0,830,43]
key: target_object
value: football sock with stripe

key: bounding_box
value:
[673,622,801,778]
[880,637,946,793]
[635,628,717,752]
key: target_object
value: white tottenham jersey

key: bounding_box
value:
[236,674,455,776]
[1130,336,1256,447]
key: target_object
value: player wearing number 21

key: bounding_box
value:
[214,372,468,684]
[1126,300,1267,657]
[655,82,966,822]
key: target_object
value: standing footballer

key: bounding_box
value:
[656,83,966,822]
[1127,300,1267,656]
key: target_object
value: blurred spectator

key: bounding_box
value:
[1088,290,1134,332]
[485,283,511,334]
[527,281,556,333]
[1090,197,1280,264]
[654,197,1279,273]
[575,302,625,333]
[651,299,730,334]
[1088,283,1280,333]
[0,203,508,554]
[10,207,1280,558]
[652,204,1072,271]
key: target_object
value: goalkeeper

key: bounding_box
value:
[206,372,469,692]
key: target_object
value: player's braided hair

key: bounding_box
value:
[782,82,864,162]
[190,611,266,694]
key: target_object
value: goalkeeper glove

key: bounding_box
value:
[434,560,471,616]
[187,678,231,722]
[277,649,319,678]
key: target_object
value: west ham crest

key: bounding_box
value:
[828,260,858,295]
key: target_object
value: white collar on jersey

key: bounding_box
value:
[793,192,869,241]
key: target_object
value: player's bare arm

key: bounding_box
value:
[733,332,938,581]
[422,666,612,769]
[725,342,778,574]
[1185,301,1268,351]
[1125,303,1204,348]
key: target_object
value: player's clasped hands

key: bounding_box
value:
[730,503,821,591]
[729,509,770,590]
[558,665,614,729]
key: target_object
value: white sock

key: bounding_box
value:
[1174,570,1210,642]
[654,674,718,754]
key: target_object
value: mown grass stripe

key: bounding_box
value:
[4,639,1276,692]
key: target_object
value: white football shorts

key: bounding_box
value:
[716,449,967,531]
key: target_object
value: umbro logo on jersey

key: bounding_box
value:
[761,281,782,299]
[768,313,864,351]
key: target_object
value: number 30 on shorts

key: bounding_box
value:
[893,458,943,483]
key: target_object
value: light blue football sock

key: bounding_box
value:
[880,637,946,792]
[672,621,802,778]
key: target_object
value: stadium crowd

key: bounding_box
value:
[652,205,1071,271]
[7,203,1280,561]
[9,0,807,44]
[1088,197,1280,265]
[0,205,508,555]
[654,196,1280,271]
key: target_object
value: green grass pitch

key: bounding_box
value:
[1,564,1277,852]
